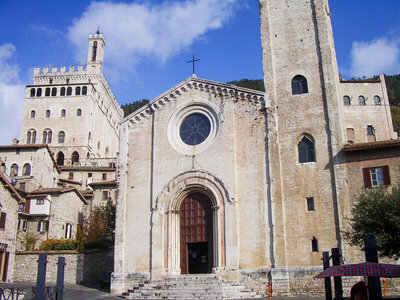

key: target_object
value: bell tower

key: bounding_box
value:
[259,0,347,270]
[87,30,106,74]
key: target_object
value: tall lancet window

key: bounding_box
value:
[92,41,97,61]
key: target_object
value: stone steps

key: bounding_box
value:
[125,274,264,299]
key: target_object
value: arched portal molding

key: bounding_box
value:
[155,170,234,213]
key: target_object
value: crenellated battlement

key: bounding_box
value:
[33,65,86,76]
[89,33,104,39]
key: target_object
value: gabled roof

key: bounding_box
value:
[27,187,88,205]
[0,144,61,173]
[343,139,400,152]
[0,172,24,203]
[120,75,265,125]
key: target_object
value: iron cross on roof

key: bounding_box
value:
[187,55,200,75]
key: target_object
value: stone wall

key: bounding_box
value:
[13,249,113,285]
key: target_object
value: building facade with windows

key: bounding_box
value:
[112,0,399,296]
[19,33,123,168]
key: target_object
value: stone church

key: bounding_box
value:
[112,0,399,296]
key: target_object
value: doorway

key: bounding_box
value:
[180,193,213,274]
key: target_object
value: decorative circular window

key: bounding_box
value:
[179,113,211,146]
[168,104,219,155]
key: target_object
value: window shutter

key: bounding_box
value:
[362,168,372,187]
[382,165,391,186]
[0,212,6,229]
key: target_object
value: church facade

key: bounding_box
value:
[112,0,398,295]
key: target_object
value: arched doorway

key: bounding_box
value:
[180,193,213,274]
[56,151,64,166]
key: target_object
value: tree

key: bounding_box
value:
[78,198,116,249]
[343,183,400,258]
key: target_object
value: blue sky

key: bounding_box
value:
[0,0,399,144]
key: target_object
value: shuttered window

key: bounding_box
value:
[362,166,391,187]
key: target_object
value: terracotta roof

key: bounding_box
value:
[28,187,88,205]
[0,172,25,203]
[88,180,117,187]
[343,139,400,152]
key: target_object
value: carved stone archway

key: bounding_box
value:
[155,170,232,275]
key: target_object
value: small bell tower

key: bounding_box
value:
[87,30,105,74]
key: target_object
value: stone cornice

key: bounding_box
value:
[121,76,265,126]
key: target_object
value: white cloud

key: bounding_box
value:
[349,37,400,77]
[67,0,237,75]
[0,44,26,145]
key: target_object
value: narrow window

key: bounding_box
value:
[343,96,351,106]
[32,130,36,144]
[61,109,66,117]
[68,172,73,179]
[298,136,315,163]
[26,131,31,144]
[362,166,391,187]
[97,141,101,152]
[88,173,92,178]
[102,173,107,180]
[46,110,51,118]
[66,78,70,84]
[30,110,36,118]
[105,147,109,157]
[77,109,82,116]
[60,87,66,96]
[0,212,6,229]
[22,220,27,231]
[56,152,64,166]
[346,128,355,144]
[51,87,57,96]
[358,95,366,106]
[306,197,315,211]
[49,79,53,84]
[374,95,381,105]
[71,151,80,165]
[22,163,31,176]
[88,132,91,144]
[311,237,319,252]
[36,199,44,205]
[366,125,376,142]
[42,129,52,144]
[292,75,308,95]
[65,223,72,239]
[103,191,109,200]
[10,164,18,177]
[27,129,37,144]
[58,131,65,144]
[36,88,42,97]
[92,41,97,61]
[75,86,81,96]
[66,87,72,96]
[45,87,51,97]
[82,86,87,95]
[30,88,35,97]
[42,130,47,143]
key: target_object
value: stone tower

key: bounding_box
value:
[20,33,123,166]
[259,0,347,275]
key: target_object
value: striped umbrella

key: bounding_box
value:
[314,262,400,278]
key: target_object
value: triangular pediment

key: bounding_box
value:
[120,75,265,125]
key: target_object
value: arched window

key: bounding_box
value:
[46,110,51,118]
[311,237,319,252]
[60,87,66,96]
[22,163,31,176]
[51,87,57,96]
[61,109,66,117]
[71,151,80,165]
[45,87,51,97]
[30,110,36,118]
[75,86,81,96]
[67,87,72,96]
[358,95,366,106]
[292,75,308,95]
[26,129,37,144]
[36,88,42,97]
[82,86,87,95]
[42,129,52,144]
[77,109,82,116]
[30,88,35,97]
[298,136,315,163]
[88,132,91,144]
[56,152,64,166]
[58,131,65,144]
[10,164,18,177]
[343,96,351,106]
[374,95,381,105]
[92,41,97,61]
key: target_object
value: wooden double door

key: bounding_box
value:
[180,193,213,274]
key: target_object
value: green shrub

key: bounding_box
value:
[39,238,77,251]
